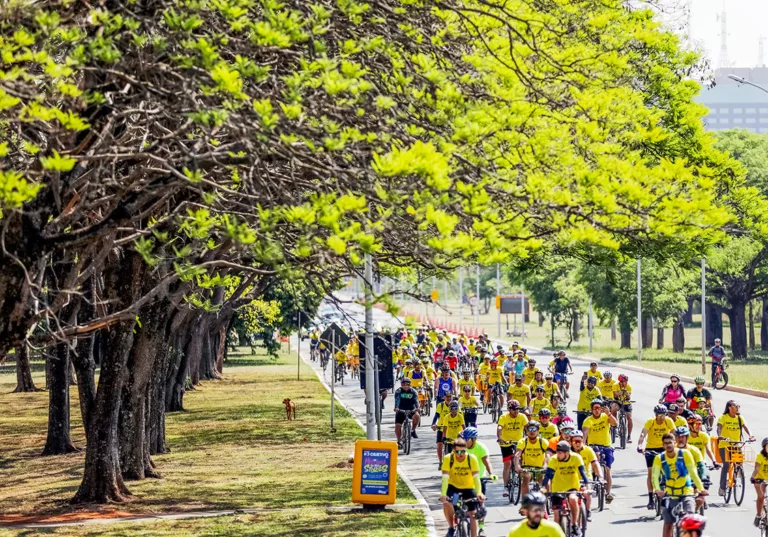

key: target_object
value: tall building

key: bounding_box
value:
[696,68,768,133]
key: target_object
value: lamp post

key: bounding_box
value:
[727,74,768,93]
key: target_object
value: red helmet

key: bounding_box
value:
[490,358,499,364]
[618,374,628,382]
[678,514,706,532]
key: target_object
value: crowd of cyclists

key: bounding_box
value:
[308,324,768,537]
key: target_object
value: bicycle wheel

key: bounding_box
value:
[714,371,729,390]
[580,503,588,536]
[734,465,745,505]
[761,503,768,537]
[619,413,627,450]
[458,519,470,537]
[404,422,411,455]
[597,483,605,512]
[655,495,663,518]
[512,472,522,505]
[724,480,732,504]
[559,512,571,537]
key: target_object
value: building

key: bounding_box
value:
[696,68,768,133]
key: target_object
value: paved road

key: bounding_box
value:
[305,300,766,537]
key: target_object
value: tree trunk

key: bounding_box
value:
[214,324,227,374]
[538,311,544,327]
[620,330,631,349]
[656,327,664,350]
[72,335,98,436]
[642,316,653,349]
[572,316,580,342]
[762,299,768,351]
[72,252,143,504]
[610,320,616,341]
[672,314,685,353]
[42,342,79,455]
[705,302,723,348]
[684,298,694,324]
[727,303,748,360]
[13,341,38,392]
[749,301,755,351]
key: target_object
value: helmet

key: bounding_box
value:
[514,373,523,381]
[589,362,597,367]
[654,404,668,415]
[557,404,568,415]
[535,385,544,392]
[676,396,687,404]
[441,364,450,371]
[558,350,566,356]
[556,440,571,452]
[448,350,456,357]
[538,408,551,417]
[463,385,471,392]
[570,430,584,439]
[522,491,547,508]
[670,374,680,381]
[461,427,479,440]
[490,359,499,364]
[762,437,768,448]
[544,373,554,380]
[675,426,690,436]
[678,514,706,532]
[528,358,536,364]
[449,401,460,410]
[591,398,603,408]
[560,422,575,434]
[688,414,703,423]
[526,421,540,431]
[508,400,521,410]
[618,374,628,382]
[505,351,514,358]
[496,345,503,350]
[604,371,613,379]
[587,376,597,384]
[401,377,411,384]
[694,376,706,384]
[463,369,471,375]
[667,404,679,413]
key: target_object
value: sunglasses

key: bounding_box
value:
[454,449,466,455]
[671,380,678,383]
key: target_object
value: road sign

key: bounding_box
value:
[500,296,530,315]
[320,322,350,350]
[469,296,478,307]
[359,333,394,391]
[431,289,439,301]
[495,295,501,310]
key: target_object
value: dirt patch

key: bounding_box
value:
[0,507,138,526]
[327,461,354,469]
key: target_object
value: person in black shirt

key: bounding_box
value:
[395,377,421,444]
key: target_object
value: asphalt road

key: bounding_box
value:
[304,299,765,537]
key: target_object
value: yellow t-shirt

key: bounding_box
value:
[402,365,414,378]
[577,387,602,412]
[673,415,688,429]
[755,452,768,480]
[487,368,504,385]
[335,351,347,364]
[522,367,540,385]
[507,383,531,407]
[685,444,703,464]
[517,437,549,468]
[575,446,597,478]
[406,369,426,388]
[596,379,618,399]
[479,363,491,378]
[539,422,559,441]
[717,414,746,446]
[653,448,701,495]
[508,519,566,537]
[441,453,479,490]
[614,384,633,402]
[497,413,528,444]
[542,382,557,400]
[458,378,476,394]
[688,431,710,458]
[429,330,438,342]
[643,417,676,449]
[459,395,479,411]
[586,369,603,381]
[583,413,611,447]
[547,453,585,493]
[531,397,551,416]
[441,412,465,440]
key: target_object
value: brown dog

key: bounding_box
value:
[283,398,296,420]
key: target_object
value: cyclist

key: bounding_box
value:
[440,437,484,537]
[547,422,576,453]
[459,385,480,427]
[675,425,709,512]
[530,385,550,415]
[486,358,505,408]
[667,403,687,429]
[660,374,686,406]
[582,399,617,503]
[707,338,726,386]
[407,361,426,389]
[309,329,320,359]
[542,440,589,537]
[637,404,676,509]
[461,428,494,537]
[437,365,458,403]
[538,408,559,441]
[446,350,459,372]
[552,404,573,428]
[542,372,557,401]
[514,421,550,497]
[687,415,718,467]
[394,378,420,445]
[508,373,532,416]
[513,351,527,376]
[508,491,565,537]
[549,350,573,395]
[459,369,477,395]
[503,351,517,377]
[522,359,540,385]
[586,362,602,381]
[433,392,456,466]
[613,373,634,442]
[334,347,347,376]
[569,430,600,521]
[442,401,465,455]
[652,433,707,537]
[434,343,446,369]
[750,437,768,527]
[576,376,601,430]
[686,376,713,425]
[596,370,618,401]
[717,399,755,496]
[498,400,528,495]
[678,514,708,537]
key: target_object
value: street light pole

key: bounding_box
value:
[459,267,463,331]
[637,258,642,361]
[701,258,707,375]
[364,253,376,440]
[727,74,768,94]
[496,264,501,338]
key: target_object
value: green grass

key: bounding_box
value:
[0,509,427,537]
[0,347,421,536]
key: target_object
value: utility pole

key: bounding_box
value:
[475,266,480,329]
[364,253,376,440]
[459,267,463,331]
[701,258,707,375]
[496,264,501,338]
[432,276,437,322]
[521,287,526,342]
[637,258,642,361]
[588,297,594,353]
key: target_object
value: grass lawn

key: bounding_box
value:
[0,347,422,536]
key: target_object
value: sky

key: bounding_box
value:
[689,0,768,68]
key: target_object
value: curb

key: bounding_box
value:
[298,344,437,537]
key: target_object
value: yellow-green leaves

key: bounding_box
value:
[373,141,451,190]
[0,171,42,208]
[40,151,76,172]
[253,98,279,130]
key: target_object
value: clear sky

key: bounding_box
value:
[690,0,768,68]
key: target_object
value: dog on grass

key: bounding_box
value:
[283,398,296,420]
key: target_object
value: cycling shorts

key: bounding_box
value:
[395,409,417,425]
[551,491,579,510]
[554,373,566,384]
[591,445,615,468]
[500,443,518,462]
[446,485,478,512]
[661,496,695,525]
[644,448,663,468]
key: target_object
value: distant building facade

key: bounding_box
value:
[696,68,768,133]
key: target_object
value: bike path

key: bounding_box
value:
[321,302,764,537]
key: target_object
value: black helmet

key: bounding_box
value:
[522,491,547,508]
[654,404,668,415]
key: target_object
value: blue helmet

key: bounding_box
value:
[461,427,479,440]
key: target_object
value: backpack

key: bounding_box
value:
[449,452,474,470]
[661,449,692,488]
[521,438,548,466]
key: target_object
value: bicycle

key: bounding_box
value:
[335,362,345,385]
[547,491,587,537]
[320,350,330,372]
[400,411,413,455]
[723,439,755,506]
[489,383,504,423]
[418,388,431,416]
[615,399,635,449]
[521,466,546,499]
[755,479,768,537]
[591,477,606,512]
[450,492,476,537]
[506,462,522,505]
[554,372,570,401]
[712,361,729,390]
[350,362,360,380]
[310,345,319,362]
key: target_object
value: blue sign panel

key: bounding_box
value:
[360,449,391,496]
